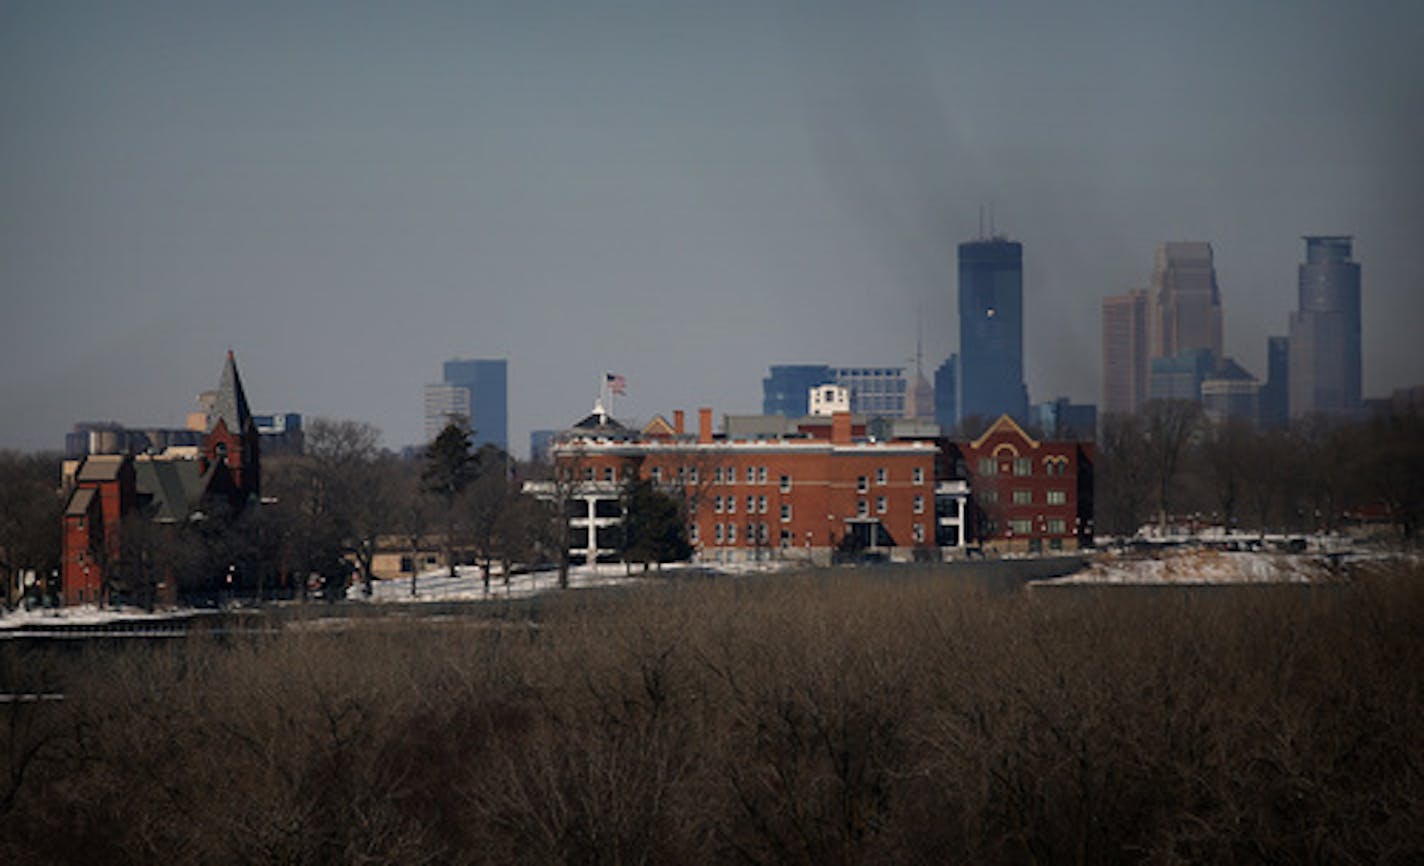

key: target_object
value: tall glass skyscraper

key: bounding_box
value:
[762,365,833,416]
[1289,236,1361,417]
[958,237,1027,423]
[424,358,508,450]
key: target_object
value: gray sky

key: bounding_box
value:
[3,0,1422,456]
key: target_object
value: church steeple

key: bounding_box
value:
[211,348,253,433]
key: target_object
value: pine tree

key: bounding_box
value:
[422,421,478,578]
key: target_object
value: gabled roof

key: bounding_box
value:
[134,459,204,522]
[969,414,1041,450]
[75,454,126,482]
[211,350,252,433]
[642,414,677,438]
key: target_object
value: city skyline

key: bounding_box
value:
[3,1,1422,455]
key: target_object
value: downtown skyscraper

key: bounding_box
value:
[1150,242,1223,362]
[958,235,1027,424]
[1288,236,1361,417]
[424,358,508,449]
[1101,288,1149,416]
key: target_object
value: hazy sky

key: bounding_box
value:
[4,0,1422,455]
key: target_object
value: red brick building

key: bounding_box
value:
[945,415,1094,553]
[538,407,938,565]
[61,351,261,605]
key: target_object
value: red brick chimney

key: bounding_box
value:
[698,407,713,444]
[832,411,852,445]
[673,409,685,436]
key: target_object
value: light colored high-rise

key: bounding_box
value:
[1288,236,1361,417]
[1150,242,1223,362]
[1101,288,1149,415]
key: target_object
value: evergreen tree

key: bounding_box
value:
[621,478,692,571]
[423,421,479,577]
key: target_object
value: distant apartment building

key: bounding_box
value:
[1102,289,1149,416]
[959,236,1028,423]
[424,358,508,450]
[1289,236,1361,418]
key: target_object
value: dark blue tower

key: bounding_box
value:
[443,358,508,452]
[958,237,1028,424]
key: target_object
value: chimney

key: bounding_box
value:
[698,407,713,444]
[832,411,852,445]
[673,409,685,435]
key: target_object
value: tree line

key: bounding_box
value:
[1091,401,1424,541]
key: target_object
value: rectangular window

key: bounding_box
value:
[688,467,698,484]
[584,467,595,481]
[746,467,755,483]
[689,524,700,543]
[1047,518,1067,534]
[857,500,869,517]
[757,466,767,483]
[715,523,724,543]
[651,467,662,482]
[875,467,887,485]
[876,496,887,514]
[978,458,996,476]
[603,467,614,482]
[1046,489,1066,505]
[1014,458,1032,477]
[728,523,737,543]
[912,523,925,543]
[779,474,791,492]
[1009,519,1033,535]
[981,489,999,505]
[780,529,792,548]
[757,495,767,513]
[714,495,723,513]
[913,466,925,485]
[758,523,769,542]
[726,497,736,514]
[913,495,924,514]
[857,475,868,493]
[780,503,792,522]
[746,495,755,513]
[746,522,756,543]
[1012,489,1032,505]
[714,467,723,484]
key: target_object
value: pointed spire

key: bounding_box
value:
[211,350,253,432]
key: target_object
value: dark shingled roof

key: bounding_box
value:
[134,459,205,522]
[211,350,252,433]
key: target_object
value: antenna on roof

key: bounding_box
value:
[989,201,996,237]
[978,203,985,239]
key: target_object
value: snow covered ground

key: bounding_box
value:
[1036,547,1351,586]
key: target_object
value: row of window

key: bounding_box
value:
[977,457,1071,477]
[573,464,931,489]
[700,522,928,545]
[981,489,1070,505]
[1003,518,1070,535]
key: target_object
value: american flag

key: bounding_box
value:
[605,372,627,396]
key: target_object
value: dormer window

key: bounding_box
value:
[215,441,229,462]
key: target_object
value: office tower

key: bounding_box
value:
[1260,335,1290,429]
[1200,358,1261,427]
[830,366,908,417]
[1288,236,1361,417]
[424,358,508,450]
[958,236,1028,423]
[1149,242,1223,362]
[763,365,833,416]
[1149,348,1217,402]
[934,354,958,433]
[1101,289,1149,415]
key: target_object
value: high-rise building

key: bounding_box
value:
[1260,335,1290,429]
[762,365,833,416]
[1288,236,1361,418]
[1101,289,1149,416]
[958,236,1027,423]
[933,354,958,433]
[424,358,508,450]
[1150,242,1223,363]
[830,367,909,417]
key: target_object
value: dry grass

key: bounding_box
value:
[3,562,1422,864]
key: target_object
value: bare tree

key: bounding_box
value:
[1142,400,1202,532]
[1203,417,1255,531]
